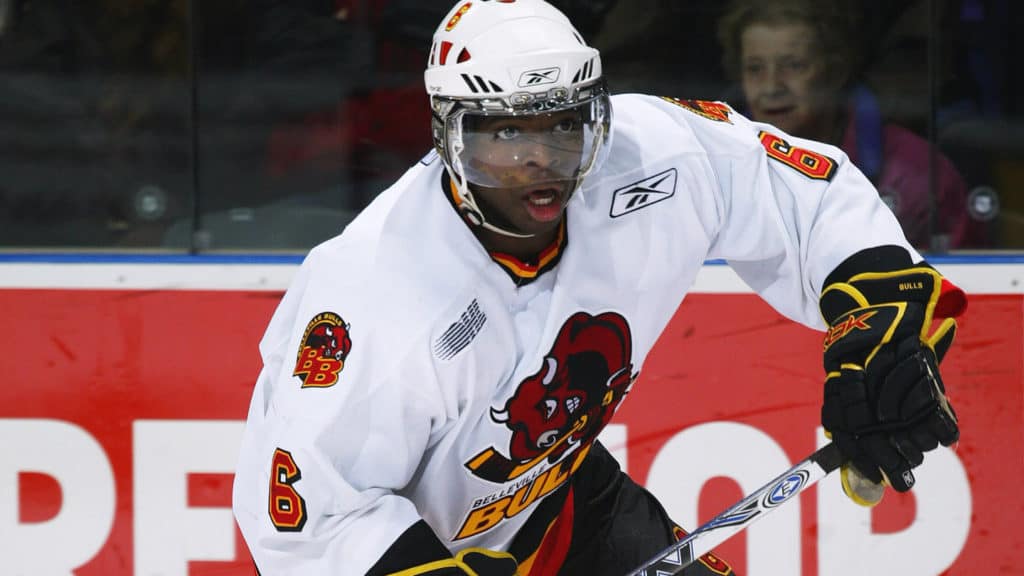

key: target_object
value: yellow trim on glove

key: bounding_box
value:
[845,267,944,340]
[821,281,872,309]
[927,317,957,349]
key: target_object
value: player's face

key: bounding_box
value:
[739,22,838,141]
[463,110,584,235]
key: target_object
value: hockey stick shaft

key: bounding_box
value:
[626,441,844,576]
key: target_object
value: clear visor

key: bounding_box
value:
[445,94,610,190]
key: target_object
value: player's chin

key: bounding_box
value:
[525,214,565,234]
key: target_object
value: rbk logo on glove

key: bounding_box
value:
[823,310,877,350]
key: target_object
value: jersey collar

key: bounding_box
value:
[441,171,568,286]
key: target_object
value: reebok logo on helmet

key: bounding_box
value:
[518,67,561,87]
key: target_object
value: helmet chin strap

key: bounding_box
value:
[450,167,536,239]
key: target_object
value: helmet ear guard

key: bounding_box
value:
[424,0,613,238]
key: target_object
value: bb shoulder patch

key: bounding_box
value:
[293,312,352,388]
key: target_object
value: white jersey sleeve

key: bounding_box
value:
[232,235,449,575]
[620,95,918,328]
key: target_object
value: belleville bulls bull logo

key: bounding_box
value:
[466,311,636,483]
[293,312,352,388]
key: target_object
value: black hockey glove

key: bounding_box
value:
[389,548,519,575]
[820,250,966,505]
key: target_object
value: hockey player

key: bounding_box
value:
[232,1,966,574]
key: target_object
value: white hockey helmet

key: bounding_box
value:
[424,0,612,237]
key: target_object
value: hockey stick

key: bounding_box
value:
[626,441,845,576]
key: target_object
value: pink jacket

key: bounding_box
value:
[841,113,986,249]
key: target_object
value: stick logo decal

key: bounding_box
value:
[764,470,810,508]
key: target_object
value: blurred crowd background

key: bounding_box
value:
[0,0,1019,253]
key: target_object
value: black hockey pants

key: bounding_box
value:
[554,440,736,576]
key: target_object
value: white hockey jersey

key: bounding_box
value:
[232,94,917,574]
